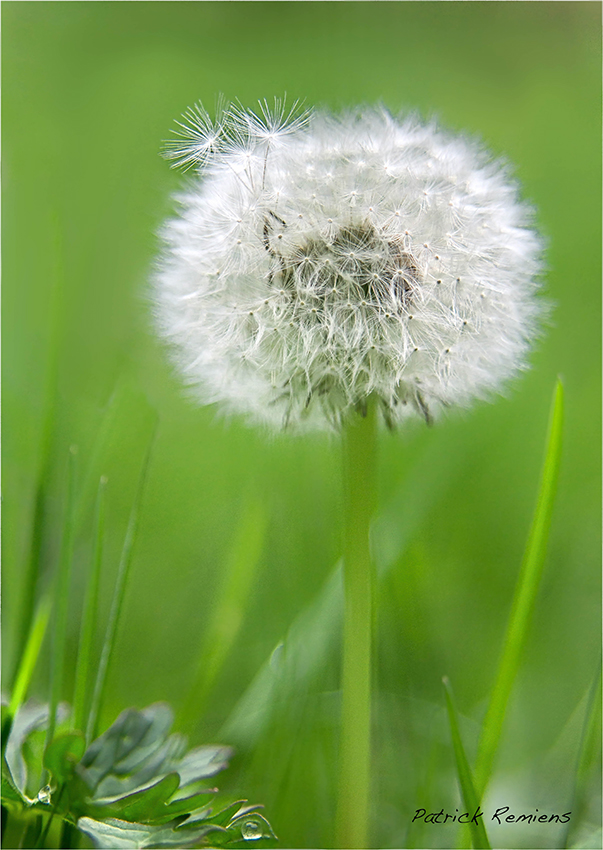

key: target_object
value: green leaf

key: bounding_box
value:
[79,704,174,792]
[229,810,276,840]
[69,703,234,827]
[2,755,29,811]
[4,701,67,800]
[175,744,232,788]
[473,379,564,795]
[77,815,224,849]
[2,700,273,843]
[153,790,215,823]
[92,773,181,823]
[204,799,249,827]
[4,702,48,798]
[44,732,86,784]
[443,678,491,850]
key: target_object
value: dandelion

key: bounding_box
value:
[155,99,544,433]
[154,99,545,849]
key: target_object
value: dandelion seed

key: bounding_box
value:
[154,101,545,431]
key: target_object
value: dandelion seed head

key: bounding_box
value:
[154,101,546,432]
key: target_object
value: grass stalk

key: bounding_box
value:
[86,428,156,742]
[473,379,564,795]
[562,663,602,849]
[335,399,378,850]
[443,677,491,850]
[11,216,63,688]
[180,497,268,730]
[8,594,53,722]
[72,476,107,738]
[46,446,78,753]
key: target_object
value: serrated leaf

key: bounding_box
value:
[44,731,86,783]
[91,772,180,823]
[77,815,223,849]
[203,799,249,828]
[4,700,69,800]
[203,810,277,848]
[80,704,174,791]
[175,744,232,788]
[2,755,29,811]
[153,789,215,823]
[4,702,48,797]
[94,734,186,800]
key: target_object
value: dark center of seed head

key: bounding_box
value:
[266,221,421,311]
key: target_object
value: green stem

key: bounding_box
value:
[73,476,107,738]
[46,446,78,754]
[335,399,378,850]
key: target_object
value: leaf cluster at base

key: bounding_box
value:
[2,701,276,849]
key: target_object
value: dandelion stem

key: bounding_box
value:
[336,399,378,850]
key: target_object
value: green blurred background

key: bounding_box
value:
[3,3,601,848]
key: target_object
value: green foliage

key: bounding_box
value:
[3,4,600,848]
[473,379,565,795]
[2,701,275,849]
[443,678,491,850]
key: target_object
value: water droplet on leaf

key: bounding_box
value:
[37,785,52,805]
[242,820,263,840]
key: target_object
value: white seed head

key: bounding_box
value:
[154,101,545,432]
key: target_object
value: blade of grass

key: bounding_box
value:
[46,445,78,754]
[3,593,53,754]
[443,677,491,850]
[179,496,268,731]
[8,594,53,720]
[11,215,63,688]
[72,476,107,738]
[561,663,602,849]
[473,378,564,795]
[86,421,157,742]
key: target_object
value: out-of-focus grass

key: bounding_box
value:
[443,677,491,850]
[3,3,600,848]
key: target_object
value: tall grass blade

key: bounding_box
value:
[46,446,78,753]
[474,378,564,794]
[562,663,602,849]
[86,421,157,742]
[8,594,53,720]
[72,476,107,738]
[180,496,268,730]
[11,216,63,687]
[443,678,491,850]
